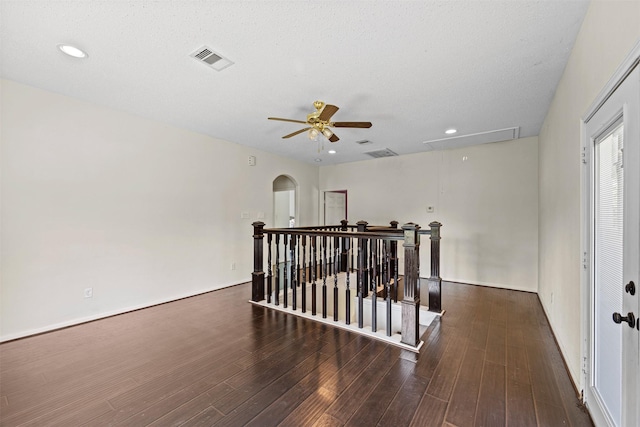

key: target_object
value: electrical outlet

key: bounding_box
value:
[231,262,236,271]
[84,287,93,298]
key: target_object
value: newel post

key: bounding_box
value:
[428,221,443,313]
[401,223,420,347]
[251,221,265,302]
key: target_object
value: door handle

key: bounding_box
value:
[613,312,636,328]
[624,281,635,295]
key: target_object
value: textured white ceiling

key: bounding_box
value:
[0,0,590,165]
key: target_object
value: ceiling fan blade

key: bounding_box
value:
[318,104,339,122]
[268,117,307,124]
[332,121,372,128]
[328,133,340,143]
[282,127,311,138]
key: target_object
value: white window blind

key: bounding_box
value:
[594,120,624,426]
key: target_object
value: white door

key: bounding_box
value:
[324,190,347,225]
[584,65,639,427]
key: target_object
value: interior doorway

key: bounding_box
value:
[273,175,297,228]
[324,190,347,225]
[582,63,639,427]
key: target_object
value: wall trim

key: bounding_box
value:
[442,277,536,293]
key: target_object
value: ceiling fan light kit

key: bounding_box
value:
[268,100,372,145]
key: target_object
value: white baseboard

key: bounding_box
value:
[442,277,537,293]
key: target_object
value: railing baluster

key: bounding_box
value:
[345,236,351,325]
[291,234,296,311]
[283,233,288,308]
[301,235,307,313]
[340,220,349,272]
[322,235,328,318]
[297,234,301,289]
[312,236,317,316]
[275,233,280,306]
[371,237,377,333]
[267,233,272,303]
[357,221,368,328]
[390,221,399,303]
[333,236,339,321]
[385,240,392,337]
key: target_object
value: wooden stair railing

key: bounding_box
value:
[251,220,442,349]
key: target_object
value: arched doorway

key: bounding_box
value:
[272,175,297,228]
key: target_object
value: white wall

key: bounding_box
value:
[0,79,319,341]
[320,137,539,292]
[538,1,640,384]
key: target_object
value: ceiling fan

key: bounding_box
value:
[268,101,372,143]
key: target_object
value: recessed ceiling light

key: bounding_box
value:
[57,44,88,58]
[328,150,336,154]
[445,128,457,135]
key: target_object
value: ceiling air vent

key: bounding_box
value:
[190,46,234,71]
[365,148,398,158]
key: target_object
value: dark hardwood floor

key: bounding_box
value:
[0,281,592,426]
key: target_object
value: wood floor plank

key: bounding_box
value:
[313,413,344,427]
[323,345,401,423]
[444,346,485,426]
[506,344,530,385]
[378,373,430,427]
[343,358,415,426]
[409,393,448,427]
[319,340,386,395]
[506,376,537,427]
[278,388,341,427]
[536,400,570,427]
[424,333,467,401]
[468,319,490,351]
[146,383,234,427]
[179,405,225,427]
[525,338,565,406]
[474,361,506,427]
[485,320,506,366]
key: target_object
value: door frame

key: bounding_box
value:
[580,41,640,426]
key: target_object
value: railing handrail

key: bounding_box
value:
[262,228,404,241]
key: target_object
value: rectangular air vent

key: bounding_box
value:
[365,148,398,158]
[190,46,234,71]
[423,127,520,151]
